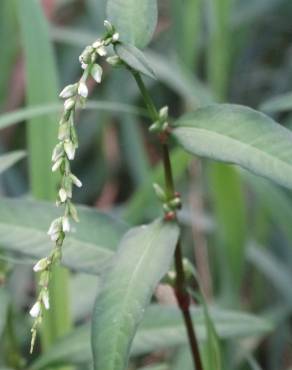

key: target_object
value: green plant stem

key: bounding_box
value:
[132,71,203,370]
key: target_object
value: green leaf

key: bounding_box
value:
[31,305,272,370]
[207,163,247,301]
[0,151,26,175]
[0,198,127,274]
[115,43,156,79]
[172,104,292,190]
[91,219,180,370]
[0,0,18,111]
[0,287,9,338]
[107,0,158,48]
[260,92,292,113]
[0,102,147,131]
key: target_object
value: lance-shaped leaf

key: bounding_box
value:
[91,219,180,370]
[32,304,272,370]
[107,0,157,48]
[115,43,156,79]
[172,104,292,190]
[0,151,26,175]
[0,198,127,274]
[0,288,9,338]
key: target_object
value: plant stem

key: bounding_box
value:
[131,71,203,370]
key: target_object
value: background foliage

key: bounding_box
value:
[0,0,292,369]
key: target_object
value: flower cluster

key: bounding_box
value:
[153,181,182,221]
[29,20,119,353]
[149,106,169,133]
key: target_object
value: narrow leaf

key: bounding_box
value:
[0,151,26,175]
[115,43,156,79]
[172,104,292,190]
[0,287,9,338]
[107,0,158,48]
[0,102,147,131]
[91,219,180,370]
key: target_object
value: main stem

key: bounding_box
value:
[132,71,203,370]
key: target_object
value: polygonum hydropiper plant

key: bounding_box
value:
[17,2,292,370]
[28,18,205,370]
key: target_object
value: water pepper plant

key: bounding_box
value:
[2,1,292,370]
[26,4,292,370]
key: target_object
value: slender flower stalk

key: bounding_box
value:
[29,20,119,353]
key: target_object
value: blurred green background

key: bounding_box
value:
[0,0,292,369]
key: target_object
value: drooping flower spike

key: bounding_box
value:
[29,20,120,353]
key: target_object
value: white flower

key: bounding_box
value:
[96,45,107,56]
[52,143,64,162]
[59,84,77,99]
[64,98,75,111]
[92,39,102,49]
[62,216,70,232]
[48,218,61,237]
[70,173,82,188]
[50,232,60,242]
[77,82,88,98]
[29,301,41,318]
[112,32,119,42]
[47,218,61,241]
[52,157,63,172]
[33,258,48,272]
[64,141,76,160]
[81,62,88,70]
[42,290,50,310]
[59,188,67,203]
[159,106,168,121]
[91,64,103,83]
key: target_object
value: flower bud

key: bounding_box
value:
[91,64,103,83]
[106,56,122,66]
[96,45,107,56]
[29,301,41,318]
[77,82,88,98]
[52,157,63,172]
[62,216,70,232]
[59,84,77,99]
[112,32,119,42]
[59,188,68,203]
[159,106,168,121]
[42,289,50,310]
[33,258,49,272]
[48,218,61,237]
[70,173,82,188]
[64,140,76,160]
[52,143,64,162]
[64,98,75,111]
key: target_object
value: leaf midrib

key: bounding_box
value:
[109,223,163,369]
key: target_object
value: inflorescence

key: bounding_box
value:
[29,20,120,353]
